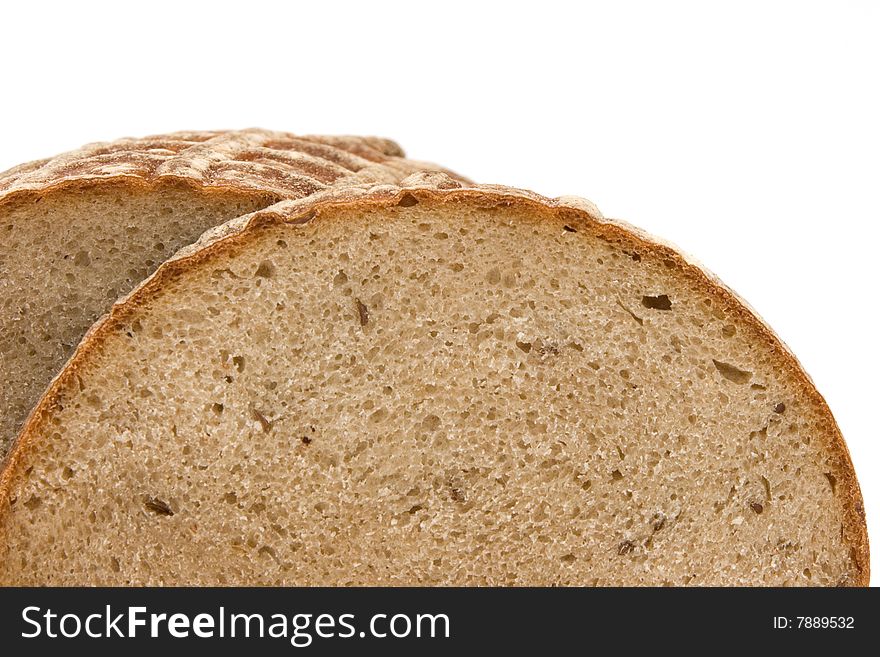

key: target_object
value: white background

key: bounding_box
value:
[1,0,877,584]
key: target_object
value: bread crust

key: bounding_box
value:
[0,128,464,205]
[0,173,867,586]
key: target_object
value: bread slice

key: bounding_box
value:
[0,130,456,457]
[0,174,867,586]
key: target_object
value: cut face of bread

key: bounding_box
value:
[0,181,273,458]
[0,182,867,586]
[0,130,455,457]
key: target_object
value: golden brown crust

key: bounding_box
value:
[0,174,867,585]
[0,128,463,205]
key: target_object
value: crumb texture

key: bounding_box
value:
[0,130,457,456]
[0,183,272,455]
[0,199,864,586]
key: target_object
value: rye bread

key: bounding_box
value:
[0,173,867,585]
[0,130,458,457]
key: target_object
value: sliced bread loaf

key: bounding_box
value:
[0,174,867,585]
[0,130,457,457]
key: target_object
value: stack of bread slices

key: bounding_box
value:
[0,130,868,586]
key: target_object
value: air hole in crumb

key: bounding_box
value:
[641,294,672,311]
[617,540,635,555]
[761,475,771,501]
[73,250,90,267]
[722,324,736,338]
[250,407,273,433]
[515,341,532,354]
[422,414,441,431]
[211,403,224,415]
[258,546,278,561]
[750,502,764,514]
[712,359,752,384]
[144,497,174,516]
[560,553,577,563]
[563,225,577,233]
[397,192,419,207]
[232,356,245,373]
[355,298,370,327]
[611,469,624,482]
[255,260,275,278]
[23,496,42,510]
[300,436,312,446]
[774,403,786,413]
[825,473,837,494]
